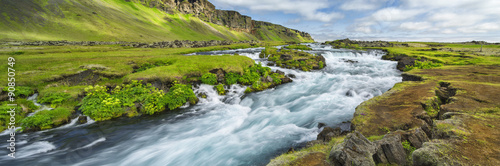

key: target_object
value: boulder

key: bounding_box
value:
[77,115,88,124]
[317,127,342,142]
[405,128,430,148]
[286,74,296,78]
[329,131,376,166]
[280,54,293,61]
[209,68,225,83]
[373,134,407,165]
[281,77,293,83]
[396,57,416,71]
[275,70,285,75]
[412,141,456,166]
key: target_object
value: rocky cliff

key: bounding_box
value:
[131,0,313,41]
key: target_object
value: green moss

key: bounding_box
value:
[260,47,324,71]
[215,84,225,95]
[21,107,73,131]
[268,136,345,166]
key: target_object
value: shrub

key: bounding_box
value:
[270,73,283,84]
[319,61,324,69]
[201,73,218,85]
[80,81,198,120]
[38,92,72,107]
[164,84,197,110]
[224,72,240,85]
[21,107,73,130]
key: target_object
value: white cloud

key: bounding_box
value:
[399,22,431,31]
[340,0,389,11]
[211,0,343,22]
[371,7,423,22]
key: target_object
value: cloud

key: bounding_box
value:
[399,22,431,31]
[211,0,343,22]
[340,0,389,11]
[370,7,423,22]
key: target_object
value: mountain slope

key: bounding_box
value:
[0,0,313,42]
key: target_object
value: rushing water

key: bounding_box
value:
[0,44,401,165]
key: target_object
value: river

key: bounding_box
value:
[0,44,401,165]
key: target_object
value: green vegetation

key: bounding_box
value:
[0,99,39,131]
[404,60,443,71]
[0,0,256,41]
[284,44,312,50]
[21,107,73,131]
[402,140,416,154]
[2,86,34,97]
[260,47,326,71]
[215,84,225,95]
[201,73,218,85]
[38,93,72,108]
[224,72,240,85]
[79,80,197,121]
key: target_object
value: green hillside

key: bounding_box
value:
[0,0,256,42]
[0,0,312,42]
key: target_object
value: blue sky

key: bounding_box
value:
[210,0,500,42]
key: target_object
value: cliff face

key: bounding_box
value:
[134,0,313,41]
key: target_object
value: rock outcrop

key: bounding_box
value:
[133,0,313,41]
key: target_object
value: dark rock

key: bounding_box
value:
[267,62,275,66]
[281,77,293,83]
[345,90,354,97]
[318,122,326,128]
[275,70,285,75]
[329,131,376,166]
[286,74,296,78]
[405,128,430,149]
[412,141,457,166]
[77,115,88,124]
[209,68,225,83]
[373,134,407,165]
[397,57,416,71]
[317,127,342,142]
[343,59,359,63]
[402,73,423,81]
[280,54,293,61]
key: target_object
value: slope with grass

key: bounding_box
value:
[0,0,312,42]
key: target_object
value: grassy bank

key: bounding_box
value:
[0,41,287,131]
[269,41,500,165]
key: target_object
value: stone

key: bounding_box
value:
[281,77,293,83]
[406,128,430,148]
[275,70,285,75]
[286,74,296,78]
[317,127,341,142]
[373,134,407,165]
[329,131,376,166]
[77,115,88,124]
[280,54,293,61]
